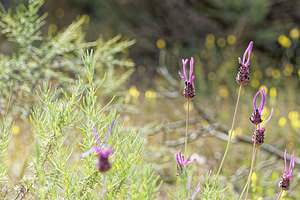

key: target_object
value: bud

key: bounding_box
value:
[252,128,264,146]
[236,66,250,85]
[279,176,290,191]
[250,109,262,125]
[183,82,195,99]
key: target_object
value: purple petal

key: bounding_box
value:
[284,149,288,174]
[258,89,266,113]
[187,158,196,165]
[188,177,192,194]
[93,146,101,154]
[261,108,273,129]
[92,126,101,146]
[242,41,253,67]
[81,147,96,158]
[183,157,190,165]
[244,41,253,67]
[179,71,187,81]
[189,57,194,82]
[182,59,188,81]
[190,75,195,85]
[253,88,265,112]
[288,152,295,176]
[104,120,115,144]
[175,153,182,167]
[99,146,113,158]
[191,184,201,199]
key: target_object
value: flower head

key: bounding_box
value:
[81,120,116,172]
[279,149,295,191]
[236,41,253,85]
[175,149,196,168]
[250,88,266,125]
[179,57,195,99]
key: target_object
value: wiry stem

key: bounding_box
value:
[214,85,242,181]
[276,190,283,200]
[184,99,190,156]
[240,144,258,200]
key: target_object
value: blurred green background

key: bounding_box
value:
[1,0,299,199]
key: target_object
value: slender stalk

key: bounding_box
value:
[214,85,243,180]
[240,144,258,200]
[276,190,283,200]
[184,99,190,156]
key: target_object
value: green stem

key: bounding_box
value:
[184,99,190,156]
[214,85,242,182]
[276,190,283,200]
[240,144,258,200]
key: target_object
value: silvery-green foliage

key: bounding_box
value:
[13,51,160,199]
[0,115,13,187]
[0,0,135,117]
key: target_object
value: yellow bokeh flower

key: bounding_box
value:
[82,14,90,23]
[259,85,268,95]
[48,24,57,34]
[184,102,194,111]
[254,70,263,80]
[278,35,291,48]
[219,87,229,98]
[129,86,140,98]
[227,35,236,45]
[257,197,263,200]
[251,79,260,88]
[12,126,20,135]
[251,172,257,184]
[145,90,156,99]
[156,39,166,49]
[55,8,64,19]
[284,63,294,76]
[205,34,215,49]
[282,190,286,197]
[272,69,281,79]
[291,120,300,129]
[289,28,300,39]
[217,37,226,48]
[298,69,300,78]
[288,111,299,120]
[278,117,287,127]
[163,155,170,162]
[269,87,277,98]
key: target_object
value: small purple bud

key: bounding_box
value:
[252,128,264,146]
[236,41,253,85]
[179,57,195,99]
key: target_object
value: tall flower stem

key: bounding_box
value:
[240,143,258,200]
[214,85,243,181]
[276,190,283,200]
[184,99,190,156]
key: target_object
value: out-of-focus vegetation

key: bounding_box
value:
[0,0,299,199]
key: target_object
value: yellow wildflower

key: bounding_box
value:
[12,126,20,135]
[269,87,277,98]
[217,37,226,48]
[278,35,291,48]
[129,86,140,98]
[227,35,236,45]
[289,28,300,39]
[156,39,166,49]
[278,117,287,127]
[284,63,293,76]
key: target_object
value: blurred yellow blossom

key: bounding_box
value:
[254,70,263,80]
[217,37,226,48]
[278,35,291,48]
[235,127,243,136]
[13,126,20,135]
[145,90,156,99]
[227,35,236,45]
[259,85,268,94]
[284,63,293,76]
[251,172,257,185]
[55,8,64,19]
[205,34,215,49]
[289,28,300,39]
[251,79,260,88]
[219,87,229,98]
[257,197,263,200]
[269,87,277,98]
[272,69,281,79]
[228,129,236,138]
[163,155,170,162]
[129,86,140,98]
[48,24,57,34]
[298,69,300,78]
[156,39,166,49]
[282,190,286,197]
[184,102,194,111]
[278,117,287,127]
[288,111,299,120]
[291,120,300,129]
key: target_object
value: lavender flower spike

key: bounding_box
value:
[279,149,295,190]
[236,41,253,85]
[252,108,273,145]
[81,120,116,173]
[250,88,265,125]
[175,149,196,168]
[179,57,195,99]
